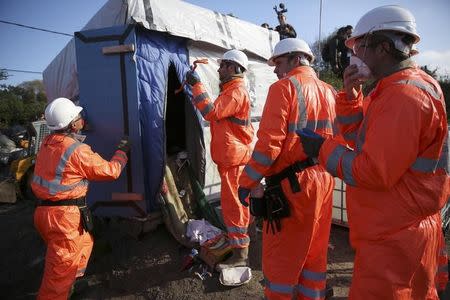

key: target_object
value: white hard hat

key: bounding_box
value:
[45,97,83,130]
[268,38,314,66]
[346,5,420,49]
[217,49,249,71]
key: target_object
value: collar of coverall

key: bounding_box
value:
[285,65,316,79]
[363,58,416,96]
[219,75,245,91]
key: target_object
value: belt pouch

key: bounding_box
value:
[79,206,94,233]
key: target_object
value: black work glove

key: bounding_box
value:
[117,136,131,153]
[296,128,325,158]
[185,70,201,86]
[238,186,251,207]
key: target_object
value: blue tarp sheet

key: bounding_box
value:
[136,29,196,211]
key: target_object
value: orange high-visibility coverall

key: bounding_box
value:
[436,230,449,293]
[191,77,254,248]
[32,134,127,300]
[239,66,337,299]
[319,63,449,299]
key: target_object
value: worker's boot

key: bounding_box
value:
[216,247,249,272]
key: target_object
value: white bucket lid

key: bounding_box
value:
[219,266,252,286]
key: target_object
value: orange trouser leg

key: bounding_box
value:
[349,213,441,300]
[34,206,94,300]
[263,168,334,300]
[436,230,449,292]
[219,165,250,248]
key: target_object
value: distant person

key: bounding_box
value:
[298,5,449,299]
[32,97,130,299]
[275,14,297,40]
[328,25,353,77]
[261,23,272,30]
[184,49,254,271]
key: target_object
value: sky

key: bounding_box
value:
[1,0,449,87]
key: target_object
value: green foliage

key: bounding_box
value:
[420,66,450,119]
[0,81,47,129]
[316,68,343,91]
[0,69,9,81]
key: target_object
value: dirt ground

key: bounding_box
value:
[0,199,447,300]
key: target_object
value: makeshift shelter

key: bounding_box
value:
[43,0,279,217]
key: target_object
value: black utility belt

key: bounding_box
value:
[266,157,318,193]
[37,197,86,207]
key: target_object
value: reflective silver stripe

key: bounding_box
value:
[411,157,439,172]
[437,137,449,174]
[297,284,326,299]
[342,151,357,186]
[32,175,88,195]
[252,151,273,167]
[438,264,448,273]
[396,79,442,100]
[200,103,214,117]
[227,226,248,234]
[32,142,89,195]
[326,145,347,177]
[288,122,297,133]
[337,111,363,125]
[243,165,264,182]
[344,131,357,142]
[113,151,127,166]
[193,92,209,104]
[356,118,367,153]
[228,237,250,246]
[264,277,295,294]
[301,269,327,281]
[289,76,307,130]
[227,116,250,126]
[306,119,333,131]
[55,142,81,182]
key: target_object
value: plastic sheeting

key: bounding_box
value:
[43,0,279,102]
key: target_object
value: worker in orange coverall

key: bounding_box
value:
[185,49,254,271]
[32,97,130,299]
[238,38,338,299]
[297,5,449,299]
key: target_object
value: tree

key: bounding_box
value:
[0,69,9,81]
[0,80,47,129]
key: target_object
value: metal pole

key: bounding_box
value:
[318,0,323,76]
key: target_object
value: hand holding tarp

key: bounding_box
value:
[185,70,201,86]
[117,136,131,153]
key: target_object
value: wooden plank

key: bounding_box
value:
[102,44,135,55]
[111,192,143,201]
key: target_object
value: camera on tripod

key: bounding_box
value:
[273,3,288,17]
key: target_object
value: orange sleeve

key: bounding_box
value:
[191,82,241,122]
[72,144,127,181]
[320,86,422,189]
[239,82,290,188]
[335,90,364,149]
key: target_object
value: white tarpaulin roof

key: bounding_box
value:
[43,0,279,101]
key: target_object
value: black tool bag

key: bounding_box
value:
[261,157,318,234]
[79,206,94,233]
[263,183,290,234]
[249,196,267,218]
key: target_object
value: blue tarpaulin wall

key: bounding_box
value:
[136,29,200,211]
[76,25,203,217]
